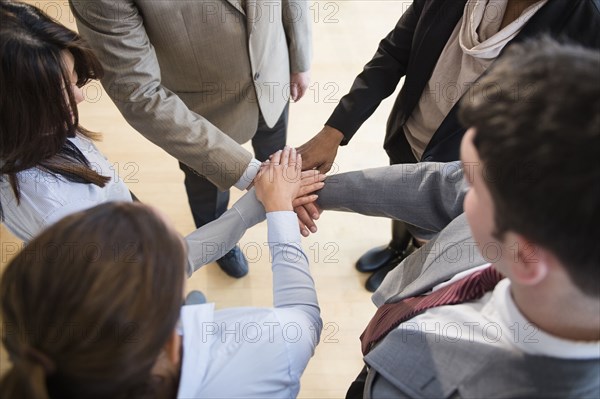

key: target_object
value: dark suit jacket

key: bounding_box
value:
[327,0,600,164]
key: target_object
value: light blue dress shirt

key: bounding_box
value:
[178,212,322,398]
[0,135,132,241]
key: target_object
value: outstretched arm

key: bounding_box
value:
[317,161,466,234]
[298,1,425,172]
[184,189,264,276]
[255,148,322,334]
[185,170,323,275]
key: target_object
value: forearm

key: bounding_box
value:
[317,161,466,234]
[268,212,320,330]
[185,189,266,275]
[326,3,421,144]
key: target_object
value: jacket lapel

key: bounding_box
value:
[372,214,486,307]
[226,0,246,16]
[245,0,257,35]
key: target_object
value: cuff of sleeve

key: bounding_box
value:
[233,158,261,190]
[326,114,354,146]
[266,211,301,245]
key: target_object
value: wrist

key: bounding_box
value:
[264,202,294,213]
[322,125,345,145]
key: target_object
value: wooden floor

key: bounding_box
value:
[0,1,409,396]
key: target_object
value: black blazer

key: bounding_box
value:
[327,0,600,164]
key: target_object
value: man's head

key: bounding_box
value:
[458,37,600,298]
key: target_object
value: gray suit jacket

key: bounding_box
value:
[70,0,311,189]
[364,330,600,398]
[318,163,599,397]
[317,161,478,306]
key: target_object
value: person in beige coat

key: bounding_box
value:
[69,0,312,278]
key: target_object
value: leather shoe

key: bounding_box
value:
[365,258,401,293]
[365,242,417,292]
[184,290,207,305]
[355,244,402,273]
[217,246,248,278]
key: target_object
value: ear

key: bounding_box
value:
[506,232,549,286]
[163,329,182,366]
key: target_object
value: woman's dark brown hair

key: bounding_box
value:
[0,202,187,399]
[0,1,109,216]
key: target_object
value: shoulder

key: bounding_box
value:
[0,168,95,240]
[366,330,600,398]
[179,306,311,398]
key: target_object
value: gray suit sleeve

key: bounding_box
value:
[69,0,252,190]
[317,162,466,235]
[282,0,312,73]
[184,189,266,276]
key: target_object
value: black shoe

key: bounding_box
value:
[364,243,417,292]
[217,246,248,278]
[355,244,402,273]
[365,259,401,293]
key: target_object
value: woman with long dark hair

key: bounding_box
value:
[0,0,131,240]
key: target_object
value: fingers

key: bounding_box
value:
[296,85,306,101]
[295,205,317,236]
[316,163,333,174]
[296,152,302,172]
[294,83,306,101]
[285,147,300,171]
[280,147,302,184]
[297,219,309,237]
[302,202,321,221]
[300,169,319,179]
[292,194,318,208]
[290,83,299,102]
[298,180,325,197]
[269,147,298,168]
[281,146,291,167]
[271,149,282,166]
[301,170,326,185]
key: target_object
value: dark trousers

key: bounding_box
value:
[346,365,369,399]
[390,150,418,250]
[179,105,289,228]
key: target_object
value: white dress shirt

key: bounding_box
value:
[400,265,600,360]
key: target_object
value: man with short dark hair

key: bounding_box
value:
[317,38,600,397]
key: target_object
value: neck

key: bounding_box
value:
[501,0,542,30]
[512,284,600,342]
